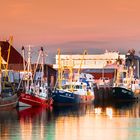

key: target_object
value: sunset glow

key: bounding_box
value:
[0,0,140,54]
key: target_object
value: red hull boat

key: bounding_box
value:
[18,106,44,119]
[18,47,53,108]
[19,93,53,107]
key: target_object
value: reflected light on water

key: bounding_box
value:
[106,107,113,119]
[18,107,49,140]
[94,107,102,115]
[54,105,129,140]
[20,117,32,140]
[0,102,140,140]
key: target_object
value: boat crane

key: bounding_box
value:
[52,49,94,104]
[77,49,87,79]
[57,48,63,89]
[2,36,15,90]
[57,49,87,91]
[5,36,13,77]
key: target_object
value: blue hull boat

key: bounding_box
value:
[52,89,94,105]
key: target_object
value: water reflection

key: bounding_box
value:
[18,107,55,140]
[93,101,140,140]
[0,102,140,140]
[94,101,139,117]
[53,104,94,117]
[0,109,19,140]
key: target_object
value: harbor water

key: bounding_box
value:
[0,101,140,140]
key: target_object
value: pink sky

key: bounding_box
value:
[0,0,140,57]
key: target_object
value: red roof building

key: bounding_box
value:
[0,41,24,71]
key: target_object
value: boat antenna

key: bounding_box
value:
[22,46,26,71]
[41,47,44,85]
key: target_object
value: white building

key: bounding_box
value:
[53,50,125,69]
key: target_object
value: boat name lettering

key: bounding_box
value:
[25,95,31,98]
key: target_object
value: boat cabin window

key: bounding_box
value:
[63,85,69,89]
[75,85,82,89]
[62,85,83,89]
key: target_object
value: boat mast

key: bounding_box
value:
[41,47,44,85]
[57,48,62,89]
[27,45,31,91]
[5,36,13,78]
[115,65,120,87]
[67,50,87,91]
[22,46,26,71]
[32,47,41,83]
[17,46,26,91]
[129,66,133,89]
[68,55,73,91]
[77,50,87,80]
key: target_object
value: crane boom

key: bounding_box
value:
[77,49,87,79]
[5,36,13,77]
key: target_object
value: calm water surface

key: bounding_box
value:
[0,101,140,140]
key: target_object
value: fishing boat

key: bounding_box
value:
[52,74,95,104]
[18,47,53,107]
[52,49,94,105]
[0,37,18,109]
[112,65,140,100]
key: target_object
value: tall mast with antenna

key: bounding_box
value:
[57,48,62,89]
[41,47,44,84]
[22,46,26,71]
[26,45,31,90]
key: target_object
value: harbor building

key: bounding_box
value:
[0,40,56,87]
[125,50,140,78]
[53,50,126,79]
[33,64,56,88]
[0,40,24,71]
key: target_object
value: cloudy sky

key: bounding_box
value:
[0,0,140,62]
